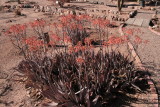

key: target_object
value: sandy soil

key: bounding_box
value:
[0,1,55,107]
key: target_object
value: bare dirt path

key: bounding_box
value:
[125,25,160,105]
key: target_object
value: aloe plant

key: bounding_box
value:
[16,50,149,107]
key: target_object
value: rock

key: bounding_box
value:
[2,29,5,32]
[6,20,12,23]
[129,10,137,18]
[35,9,40,12]
[113,11,118,14]
[11,5,16,10]
[115,17,118,21]
[152,14,157,19]
[118,17,121,21]
[102,16,107,19]
[121,18,125,22]
[45,6,51,12]
[144,7,150,10]
[96,9,99,12]
[4,5,11,9]
[66,10,70,14]
[152,25,159,29]
[134,6,139,10]
[151,7,156,11]
[39,6,44,12]
[33,5,39,10]
[128,6,134,9]
[102,10,106,13]
[22,4,32,8]
[110,10,114,14]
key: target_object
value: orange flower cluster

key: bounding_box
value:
[48,41,56,46]
[103,36,128,46]
[60,14,75,25]
[6,24,27,35]
[30,19,46,28]
[64,35,72,43]
[134,35,142,44]
[76,57,85,64]
[68,40,94,53]
[75,14,91,21]
[92,18,110,28]
[123,28,149,44]
[84,37,92,45]
[60,15,85,30]
[125,29,133,35]
[51,33,61,41]
[25,36,44,51]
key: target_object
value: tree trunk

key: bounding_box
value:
[117,0,124,11]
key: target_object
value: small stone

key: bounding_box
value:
[11,5,16,10]
[102,10,106,13]
[128,6,134,9]
[39,6,44,12]
[151,7,156,11]
[6,20,12,23]
[35,9,40,12]
[152,14,157,18]
[121,18,125,22]
[96,9,99,12]
[152,25,159,29]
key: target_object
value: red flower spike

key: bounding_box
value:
[84,38,92,46]
[125,29,133,35]
[48,41,56,46]
[64,36,72,43]
[76,58,85,64]
[25,36,44,51]
[143,40,149,44]
[51,34,61,41]
[68,46,75,53]
[134,35,142,44]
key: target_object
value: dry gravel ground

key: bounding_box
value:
[0,1,55,107]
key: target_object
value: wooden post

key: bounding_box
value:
[44,32,50,47]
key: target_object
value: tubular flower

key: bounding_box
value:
[103,36,128,46]
[76,58,85,64]
[51,34,61,41]
[30,19,46,28]
[125,29,133,35]
[134,35,142,44]
[68,46,75,53]
[25,36,44,51]
[64,36,72,43]
[92,18,109,28]
[143,40,149,44]
[7,24,27,34]
[84,38,92,46]
[48,41,56,46]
